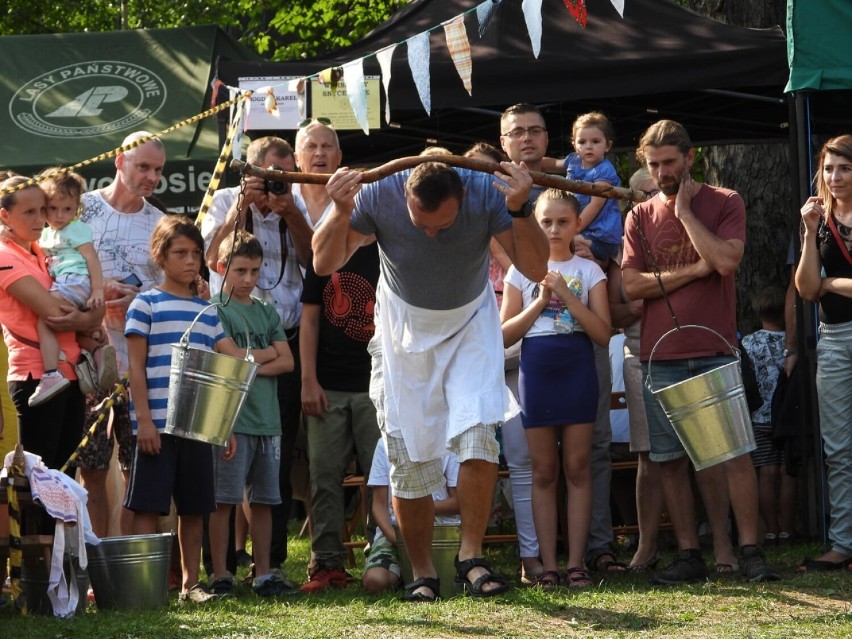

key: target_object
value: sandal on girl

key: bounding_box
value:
[565,567,593,589]
[628,552,660,573]
[454,555,509,597]
[532,570,561,590]
[401,576,440,602]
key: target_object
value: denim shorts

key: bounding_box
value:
[213,433,281,505]
[641,355,736,463]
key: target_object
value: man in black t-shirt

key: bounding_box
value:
[298,241,381,593]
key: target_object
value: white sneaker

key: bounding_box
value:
[94,344,118,390]
[28,371,70,407]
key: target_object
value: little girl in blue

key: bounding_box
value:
[542,111,623,265]
[501,188,611,590]
[124,215,239,605]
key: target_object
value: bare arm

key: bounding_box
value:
[673,177,744,276]
[257,339,293,377]
[370,485,396,543]
[578,196,606,232]
[492,162,549,283]
[299,304,327,418]
[127,333,160,456]
[312,168,371,276]
[546,272,612,346]
[795,197,824,302]
[539,156,565,173]
[500,280,550,348]
[77,242,104,309]
[607,263,642,329]
[7,275,106,331]
[433,486,459,518]
[622,262,713,301]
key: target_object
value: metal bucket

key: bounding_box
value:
[20,551,89,616]
[164,303,258,447]
[86,533,173,610]
[647,325,756,471]
[394,523,460,599]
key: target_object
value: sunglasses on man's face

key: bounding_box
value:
[298,117,332,128]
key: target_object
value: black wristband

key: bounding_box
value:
[508,201,533,218]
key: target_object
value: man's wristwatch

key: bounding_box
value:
[508,201,533,218]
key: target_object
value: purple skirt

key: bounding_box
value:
[518,333,598,428]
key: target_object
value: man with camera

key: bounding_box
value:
[202,127,341,591]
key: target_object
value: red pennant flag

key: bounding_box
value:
[563,0,588,28]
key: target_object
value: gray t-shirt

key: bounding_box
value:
[351,168,512,310]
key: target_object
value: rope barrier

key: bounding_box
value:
[1,92,252,196]
[7,445,26,614]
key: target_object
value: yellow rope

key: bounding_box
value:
[59,376,130,475]
[1,92,253,196]
[7,445,25,614]
[195,93,250,227]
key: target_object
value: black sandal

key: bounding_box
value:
[454,555,510,597]
[401,576,440,602]
[586,547,628,573]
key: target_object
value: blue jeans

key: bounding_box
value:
[816,320,852,556]
[641,355,735,463]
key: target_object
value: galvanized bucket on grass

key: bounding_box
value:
[164,303,258,447]
[646,325,756,471]
[20,551,89,616]
[394,523,460,599]
[86,533,173,610]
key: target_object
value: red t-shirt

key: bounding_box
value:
[622,184,746,362]
[0,240,80,381]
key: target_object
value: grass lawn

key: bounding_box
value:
[3,532,852,638]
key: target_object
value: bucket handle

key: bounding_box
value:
[178,302,255,363]
[646,324,739,391]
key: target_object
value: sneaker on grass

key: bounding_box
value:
[740,545,780,582]
[28,371,70,407]
[209,573,236,596]
[252,572,296,597]
[299,567,350,594]
[178,583,220,605]
[650,549,708,585]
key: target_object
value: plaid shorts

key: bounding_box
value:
[385,423,499,499]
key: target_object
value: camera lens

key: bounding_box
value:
[264,164,289,195]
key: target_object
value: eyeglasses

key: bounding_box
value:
[298,117,332,128]
[501,126,547,139]
[641,188,661,198]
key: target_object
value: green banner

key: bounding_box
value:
[786,0,852,92]
[0,25,258,209]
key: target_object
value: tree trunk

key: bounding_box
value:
[682,0,790,333]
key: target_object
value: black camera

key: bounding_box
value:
[264,164,289,196]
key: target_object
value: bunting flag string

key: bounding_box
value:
[443,16,473,95]
[476,0,502,38]
[522,0,544,58]
[376,45,397,124]
[609,0,624,18]
[563,0,589,27]
[407,31,432,116]
[343,59,370,134]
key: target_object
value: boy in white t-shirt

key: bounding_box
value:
[362,439,459,596]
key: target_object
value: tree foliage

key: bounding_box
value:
[0,0,408,60]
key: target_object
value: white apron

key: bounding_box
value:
[372,280,518,462]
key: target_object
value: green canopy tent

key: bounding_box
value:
[786,0,852,544]
[0,25,259,210]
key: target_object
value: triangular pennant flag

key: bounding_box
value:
[476,0,502,38]
[610,0,624,18]
[443,16,473,96]
[522,0,543,58]
[319,66,344,95]
[406,32,431,116]
[563,0,588,27]
[288,78,307,120]
[343,59,370,135]
[263,86,280,118]
[209,78,224,109]
[376,45,397,124]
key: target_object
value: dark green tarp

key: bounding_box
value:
[0,25,259,209]
[786,0,852,92]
